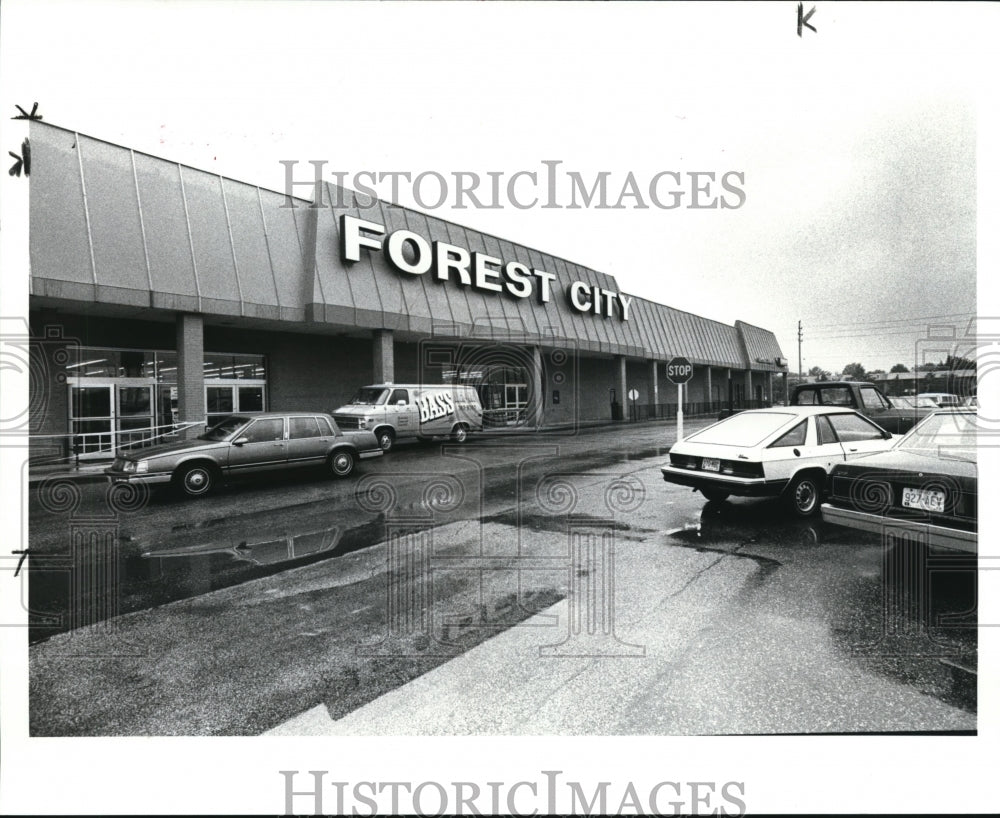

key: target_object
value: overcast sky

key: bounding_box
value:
[2,1,989,374]
[0,2,996,813]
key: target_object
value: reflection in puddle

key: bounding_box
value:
[28,518,390,644]
[142,526,342,566]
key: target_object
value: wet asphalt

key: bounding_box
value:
[27,420,977,735]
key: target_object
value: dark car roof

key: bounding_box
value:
[794,381,875,388]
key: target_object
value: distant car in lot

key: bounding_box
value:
[791,381,933,434]
[893,395,940,410]
[661,406,896,516]
[106,412,383,498]
[962,395,979,409]
[821,410,977,552]
[917,392,963,408]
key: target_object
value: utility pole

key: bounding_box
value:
[797,320,803,381]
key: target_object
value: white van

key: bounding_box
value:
[332,384,484,452]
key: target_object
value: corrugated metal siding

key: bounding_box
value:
[29,121,784,369]
[30,122,311,318]
[736,320,784,370]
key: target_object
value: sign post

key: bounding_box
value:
[627,388,639,421]
[665,356,694,441]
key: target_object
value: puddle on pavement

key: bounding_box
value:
[829,543,978,715]
[27,515,422,644]
[484,510,636,535]
[666,499,978,716]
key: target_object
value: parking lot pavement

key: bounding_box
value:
[29,422,977,736]
[266,535,760,735]
[267,459,976,736]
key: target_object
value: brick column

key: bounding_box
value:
[649,359,659,412]
[530,346,544,428]
[373,329,394,383]
[745,370,753,405]
[176,313,205,437]
[704,366,713,411]
[615,355,627,420]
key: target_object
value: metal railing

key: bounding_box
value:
[626,400,770,422]
[29,421,204,466]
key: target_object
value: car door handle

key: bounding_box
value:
[848,447,858,452]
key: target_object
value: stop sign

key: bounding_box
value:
[665,356,694,384]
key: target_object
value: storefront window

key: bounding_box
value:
[66,345,267,456]
[203,353,267,380]
[207,386,235,415]
[238,386,264,412]
[66,347,157,378]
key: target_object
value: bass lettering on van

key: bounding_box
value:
[417,392,455,424]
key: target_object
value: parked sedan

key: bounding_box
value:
[917,392,963,408]
[893,395,940,410]
[821,410,977,552]
[661,407,895,516]
[106,412,383,498]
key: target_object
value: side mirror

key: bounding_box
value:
[204,425,211,434]
[396,400,406,406]
[233,437,249,447]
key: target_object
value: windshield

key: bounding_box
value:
[896,412,977,462]
[686,412,798,447]
[350,388,390,406]
[199,415,250,441]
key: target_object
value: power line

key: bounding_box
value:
[803,311,975,331]
[805,327,973,340]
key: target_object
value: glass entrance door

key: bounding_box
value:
[116,384,155,449]
[69,385,114,457]
[69,382,155,459]
[479,367,529,427]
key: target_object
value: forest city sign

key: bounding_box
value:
[340,215,633,321]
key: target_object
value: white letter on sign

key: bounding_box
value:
[568,281,592,312]
[385,230,432,275]
[341,215,385,262]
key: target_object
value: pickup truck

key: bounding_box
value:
[790,381,934,435]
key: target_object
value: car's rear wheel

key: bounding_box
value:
[786,473,822,517]
[175,462,216,498]
[329,449,356,478]
[701,488,730,503]
[374,427,395,453]
[451,424,468,443]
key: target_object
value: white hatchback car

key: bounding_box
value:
[660,406,895,516]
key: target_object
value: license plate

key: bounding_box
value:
[702,458,720,472]
[902,487,945,513]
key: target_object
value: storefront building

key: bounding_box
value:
[26,121,786,460]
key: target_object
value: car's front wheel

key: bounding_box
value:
[786,473,822,517]
[329,449,356,478]
[175,462,216,498]
[451,424,468,443]
[701,488,729,503]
